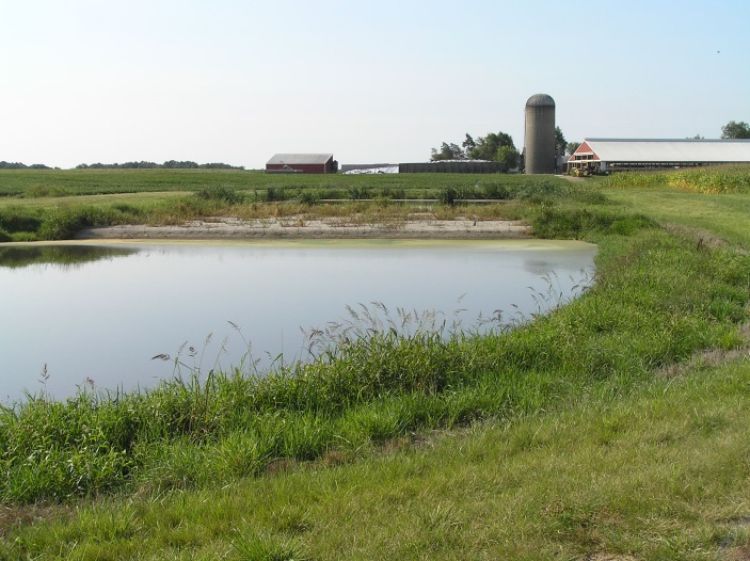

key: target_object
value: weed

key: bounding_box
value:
[195,185,244,205]
[265,187,285,202]
[299,191,319,205]
[38,207,114,240]
[232,531,301,561]
[532,207,656,239]
[348,186,368,200]
[439,187,459,205]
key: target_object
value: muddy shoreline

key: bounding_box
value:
[78,218,532,240]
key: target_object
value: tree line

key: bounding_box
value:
[0,160,245,170]
[75,160,244,170]
[0,162,53,169]
[431,127,574,170]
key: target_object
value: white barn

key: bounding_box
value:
[568,138,750,173]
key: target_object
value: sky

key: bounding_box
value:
[1,0,749,169]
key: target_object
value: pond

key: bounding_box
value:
[0,240,596,402]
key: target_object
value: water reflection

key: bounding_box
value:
[0,245,136,269]
[0,240,596,402]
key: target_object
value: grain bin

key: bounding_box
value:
[524,94,556,174]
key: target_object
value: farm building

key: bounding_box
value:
[524,93,556,174]
[266,154,338,174]
[399,160,506,173]
[568,139,750,173]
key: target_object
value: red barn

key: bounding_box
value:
[266,153,337,174]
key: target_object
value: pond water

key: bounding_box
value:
[0,240,596,402]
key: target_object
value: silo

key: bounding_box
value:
[524,93,556,174]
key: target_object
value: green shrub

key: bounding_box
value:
[481,182,511,199]
[39,207,115,240]
[380,187,405,200]
[0,209,43,233]
[348,186,368,200]
[265,187,285,202]
[299,191,320,205]
[194,185,243,204]
[533,208,656,239]
[515,179,567,201]
[439,187,459,205]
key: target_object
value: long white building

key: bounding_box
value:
[567,138,750,173]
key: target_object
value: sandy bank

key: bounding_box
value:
[78,218,532,240]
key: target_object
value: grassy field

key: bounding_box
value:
[0,170,596,241]
[1,166,750,560]
[0,168,564,199]
[602,165,750,195]
[4,361,749,560]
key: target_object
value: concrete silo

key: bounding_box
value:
[524,93,556,174]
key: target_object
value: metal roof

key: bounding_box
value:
[267,153,333,165]
[582,139,750,163]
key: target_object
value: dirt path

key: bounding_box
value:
[79,218,532,240]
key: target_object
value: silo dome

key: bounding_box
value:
[524,93,556,174]
[525,93,556,108]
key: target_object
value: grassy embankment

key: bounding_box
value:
[1,166,750,560]
[0,169,584,241]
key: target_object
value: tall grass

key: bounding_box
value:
[1,215,748,503]
[603,165,750,194]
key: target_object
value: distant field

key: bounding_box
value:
[0,169,566,199]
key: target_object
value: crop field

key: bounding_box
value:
[1,166,750,560]
[0,168,565,199]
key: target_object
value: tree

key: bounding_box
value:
[430,142,464,161]
[496,145,520,170]
[468,132,515,160]
[566,141,581,155]
[721,121,750,139]
[429,130,518,170]
[462,133,476,154]
[555,126,566,157]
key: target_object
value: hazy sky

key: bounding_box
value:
[1,0,748,168]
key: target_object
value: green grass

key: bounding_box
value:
[3,359,750,560]
[2,167,750,559]
[1,213,748,504]
[602,165,750,194]
[0,168,566,198]
[602,187,750,247]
